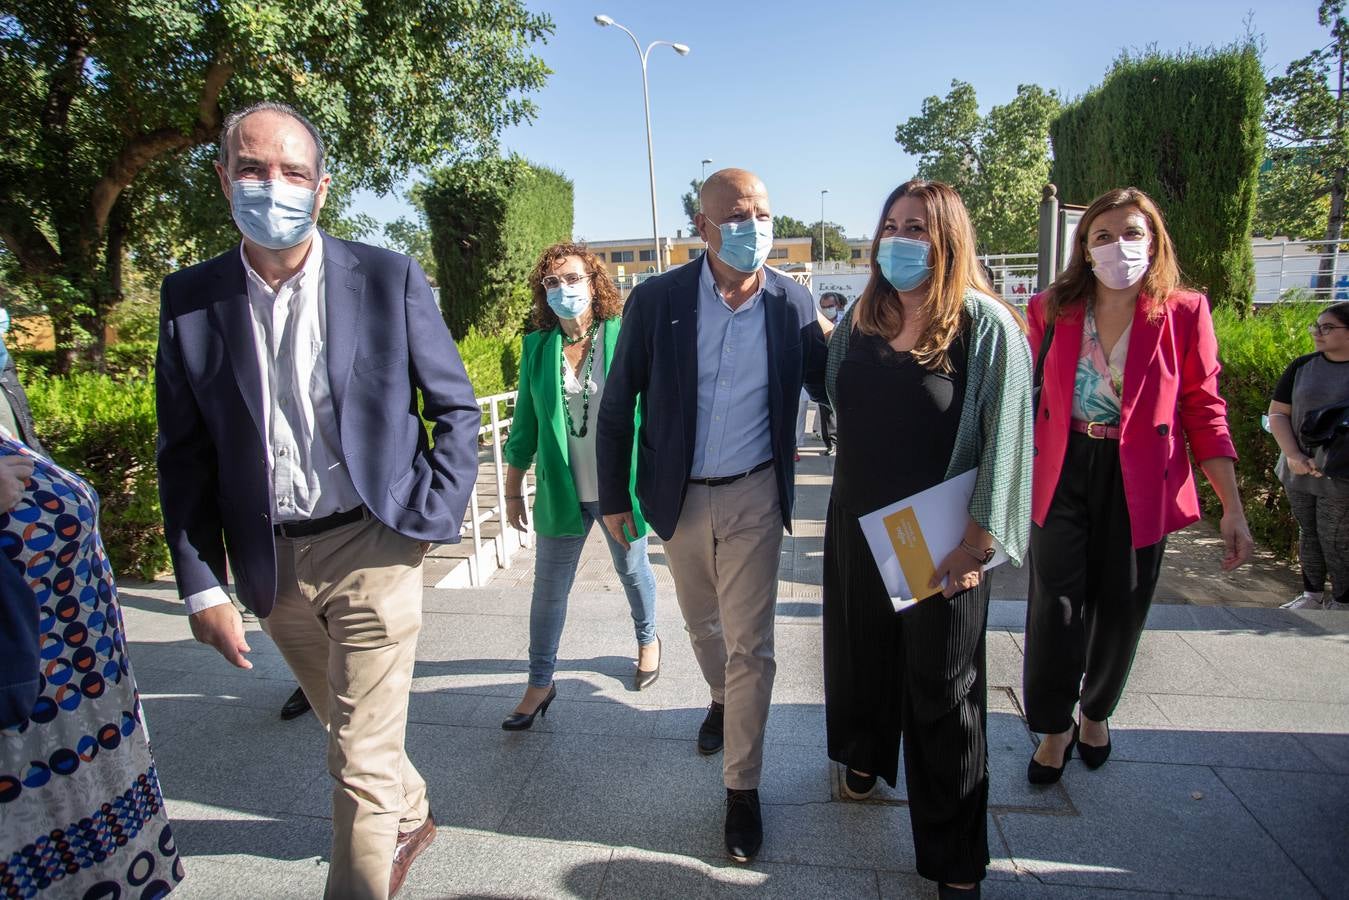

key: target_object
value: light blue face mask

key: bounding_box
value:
[230,179,318,250]
[714,217,774,273]
[0,308,9,370]
[876,236,932,292]
[546,282,592,321]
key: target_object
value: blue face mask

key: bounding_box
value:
[876,236,932,292]
[230,179,318,250]
[0,308,9,370]
[546,282,592,321]
[714,217,774,273]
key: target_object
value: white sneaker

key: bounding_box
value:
[1282,592,1326,610]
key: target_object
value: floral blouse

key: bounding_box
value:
[1072,303,1131,425]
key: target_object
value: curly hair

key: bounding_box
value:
[527,242,623,331]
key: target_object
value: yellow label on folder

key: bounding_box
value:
[882,506,941,602]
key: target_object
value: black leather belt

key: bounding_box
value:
[688,459,773,487]
[273,506,367,539]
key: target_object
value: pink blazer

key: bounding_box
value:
[1028,290,1237,549]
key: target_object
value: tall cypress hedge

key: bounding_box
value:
[1050,45,1264,310]
[422,157,574,336]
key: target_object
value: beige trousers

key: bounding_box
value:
[662,466,782,790]
[261,514,430,900]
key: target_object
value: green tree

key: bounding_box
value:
[1257,0,1349,283]
[380,185,437,283]
[681,178,704,233]
[774,216,848,262]
[895,81,1060,253]
[0,0,552,368]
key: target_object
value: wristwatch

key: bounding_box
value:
[959,539,995,565]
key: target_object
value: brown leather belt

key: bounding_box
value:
[273,506,368,538]
[1070,418,1121,440]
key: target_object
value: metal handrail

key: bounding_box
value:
[460,390,532,586]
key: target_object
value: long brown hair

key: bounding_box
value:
[527,242,623,331]
[852,179,1015,372]
[1043,187,1184,323]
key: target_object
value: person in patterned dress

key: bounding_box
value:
[0,433,183,898]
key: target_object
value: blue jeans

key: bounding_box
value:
[528,501,658,687]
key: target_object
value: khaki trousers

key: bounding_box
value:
[662,466,782,789]
[260,514,430,900]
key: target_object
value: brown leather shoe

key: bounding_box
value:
[388,812,436,898]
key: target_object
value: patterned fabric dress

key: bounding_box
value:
[0,436,182,898]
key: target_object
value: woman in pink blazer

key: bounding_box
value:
[1022,188,1253,785]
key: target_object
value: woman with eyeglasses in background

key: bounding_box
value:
[499,243,662,730]
[1022,187,1253,786]
[1268,301,1349,611]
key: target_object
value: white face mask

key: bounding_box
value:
[1088,239,1150,290]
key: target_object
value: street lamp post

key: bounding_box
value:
[819,189,829,265]
[701,158,712,181]
[595,14,689,274]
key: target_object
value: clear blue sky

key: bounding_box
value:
[352,0,1329,245]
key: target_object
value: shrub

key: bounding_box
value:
[1205,302,1324,559]
[456,327,521,398]
[422,156,574,337]
[1051,43,1265,312]
[24,372,166,580]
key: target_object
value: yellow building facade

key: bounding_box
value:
[583,235,814,291]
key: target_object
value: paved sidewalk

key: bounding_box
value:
[121,437,1347,899]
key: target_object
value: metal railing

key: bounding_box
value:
[1252,238,1349,303]
[460,390,532,586]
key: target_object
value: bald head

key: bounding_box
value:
[699,168,769,222]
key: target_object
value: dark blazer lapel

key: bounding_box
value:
[322,233,365,418]
[670,263,701,456]
[1119,295,1167,425]
[210,249,265,444]
[762,273,787,437]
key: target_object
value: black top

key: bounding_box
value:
[831,328,967,517]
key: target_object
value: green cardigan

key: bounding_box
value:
[503,317,648,538]
[825,290,1034,565]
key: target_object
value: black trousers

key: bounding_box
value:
[1022,432,1166,734]
[819,403,836,450]
[824,503,990,884]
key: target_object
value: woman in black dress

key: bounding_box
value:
[822,180,1034,899]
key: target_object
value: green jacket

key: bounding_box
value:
[825,290,1034,565]
[503,317,649,538]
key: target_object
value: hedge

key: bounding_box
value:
[1050,44,1264,311]
[422,156,574,338]
[1204,302,1326,560]
[23,372,166,580]
[17,329,520,581]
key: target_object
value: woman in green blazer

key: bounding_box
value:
[501,242,661,730]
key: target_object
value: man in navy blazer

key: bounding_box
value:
[597,168,828,863]
[155,102,479,899]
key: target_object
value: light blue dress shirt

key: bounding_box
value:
[690,256,773,478]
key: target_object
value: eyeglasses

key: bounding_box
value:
[540,273,592,290]
[1308,323,1348,336]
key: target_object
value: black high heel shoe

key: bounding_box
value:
[1077,719,1112,769]
[501,684,556,731]
[1027,723,1077,785]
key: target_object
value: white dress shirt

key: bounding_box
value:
[183,234,363,614]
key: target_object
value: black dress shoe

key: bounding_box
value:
[1027,723,1077,785]
[724,788,762,863]
[842,768,878,800]
[633,636,661,691]
[280,686,312,721]
[1078,720,1112,769]
[937,882,981,899]
[501,684,556,731]
[697,701,725,755]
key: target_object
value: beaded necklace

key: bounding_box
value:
[561,318,602,438]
